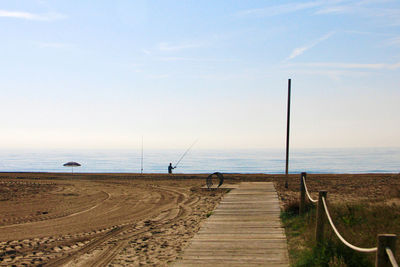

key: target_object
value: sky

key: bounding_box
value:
[0,0,399,150]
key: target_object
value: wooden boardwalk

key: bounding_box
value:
[174,182,289,267]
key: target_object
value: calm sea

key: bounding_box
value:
[0,148,399,174]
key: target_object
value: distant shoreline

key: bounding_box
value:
[1,148,399,173]
[1,172,398,180]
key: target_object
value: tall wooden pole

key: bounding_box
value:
[285,79,291,188]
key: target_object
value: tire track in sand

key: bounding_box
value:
[0,191,111,230]
[45,185,190,267]
[0,180,227,267]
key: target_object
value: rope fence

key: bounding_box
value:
[299,172,398,267]
[321,196,377,253]
[303,174,317,203]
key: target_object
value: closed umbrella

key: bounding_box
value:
[63,162,81,174]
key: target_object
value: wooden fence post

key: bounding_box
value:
[315,191,327,245]
[376,234,396,267]
[300,172,306,215]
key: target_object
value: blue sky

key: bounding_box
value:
[1,0,399,149]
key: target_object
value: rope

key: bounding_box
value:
[386,248,399,267]
[303,176,318,203]
[321,197,377,253]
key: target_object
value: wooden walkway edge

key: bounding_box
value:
[174,182,289,266]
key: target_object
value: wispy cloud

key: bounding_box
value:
[141,41,208,57]
[286,32,335,61]
[282,60,400,80]
[315,5,350,15]
[236,1,400,25]
[157,42,206,51]
[314,1,400,25]
[146,74,170,79]
[142,49,152,55]
[344,30,394,37]
[158,56,196,61]
[36,42,74,48]
[236,1,325,17]
[157,56,235,62]
[285,61,400,70]
[385,36,400,47]
[290,69,369,80]
[315,0,394,15]
[0,9,66,21]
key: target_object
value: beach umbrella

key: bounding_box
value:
[63,161,81,174]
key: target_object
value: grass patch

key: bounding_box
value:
[293,240,373,267]
[281,201,400,266]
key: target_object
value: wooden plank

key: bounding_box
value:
[197,228,285,234]
[174,182,289,266]
[187,243,288,250]
[175,262,289,267]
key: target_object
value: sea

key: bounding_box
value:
[0,148,399,174]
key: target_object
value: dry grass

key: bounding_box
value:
[276,173,400,266]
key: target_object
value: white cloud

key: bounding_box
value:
[344,30,394,37]
[0,9,66,21]
[36,42,73,48]
[314,1,400,25]
[286,32,335,61]
[315,0,396,15]
[282,59,400,80]
[157,42,205,51]
[141,41,207,56]
[142,49,151,55]
[158,57,194,61]
[236,1,400,25]
[385,36,400,47]
[146,74,170,79]
[293,69,368,80]
[285,61,400,70]
[157,57,235,62]
[237,1,324,17]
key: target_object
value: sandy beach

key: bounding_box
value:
[0,172,398,266]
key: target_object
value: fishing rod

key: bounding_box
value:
[174,139,198,168]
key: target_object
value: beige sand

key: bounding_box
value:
[0,172,398,266]
[0,173,228,266]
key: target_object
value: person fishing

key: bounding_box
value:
[168,163,175,174]
[168,139,198,174]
